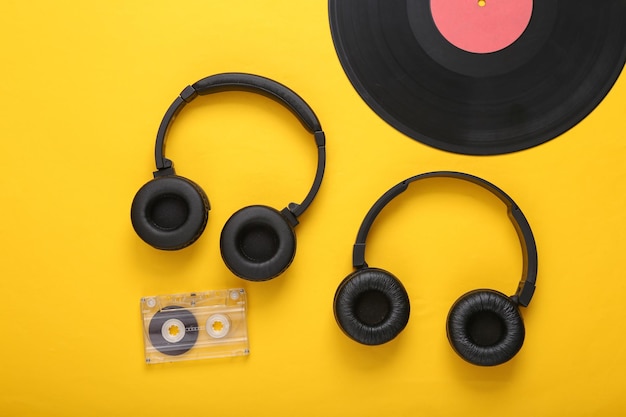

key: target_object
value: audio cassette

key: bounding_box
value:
[140,289,250,364]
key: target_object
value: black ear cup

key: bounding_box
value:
[131,176,210,250]
[334,268,410,345]
[446,289,525,366]
[220,205,296,281]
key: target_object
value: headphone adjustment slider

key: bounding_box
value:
[314,131,326,147]
[180,85,198,102]
[153,163,175,178]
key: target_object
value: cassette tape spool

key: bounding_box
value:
[140,289,250,363]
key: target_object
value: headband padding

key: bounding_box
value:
[131,176,209,250]
[334,268,410,345]
[192,73,323,133]
[446,289,525,366]
[220,205,296,281]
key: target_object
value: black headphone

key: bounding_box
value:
[333,171,537,366]
[131,73,326,281]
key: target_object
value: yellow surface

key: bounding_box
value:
[1,1,625,416]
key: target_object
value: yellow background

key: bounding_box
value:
[1,1,625,416]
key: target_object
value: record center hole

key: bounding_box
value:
[168,324,180,337]
[478,0,486,6]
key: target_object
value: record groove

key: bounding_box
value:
[329,0,626,155]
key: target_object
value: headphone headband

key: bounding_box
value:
[153,72,326,219]
[352,171,537,306]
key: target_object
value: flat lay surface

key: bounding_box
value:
[1,1,625,416]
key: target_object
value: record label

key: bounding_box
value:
[329,0,626,155]
[431,0,533,54]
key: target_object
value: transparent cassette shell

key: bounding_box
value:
[140,289,249,364]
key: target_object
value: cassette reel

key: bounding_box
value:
[140,289,249,364]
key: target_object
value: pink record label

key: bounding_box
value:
[430,0,533,54]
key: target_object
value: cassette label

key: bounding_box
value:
[141,289,249,364]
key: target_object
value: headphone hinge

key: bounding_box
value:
[153,164,175,178]
[281,207,299,227]
[352,243,367,269]
[515,280,536,307]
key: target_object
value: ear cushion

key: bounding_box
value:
[220,205,296,281]
[333,268,410,345]
[446,289,525,366]
[131,176,210,250]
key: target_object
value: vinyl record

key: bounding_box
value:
[329,0,626,155]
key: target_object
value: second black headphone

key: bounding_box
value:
[333,171,537,366]
[131,73,326,281]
